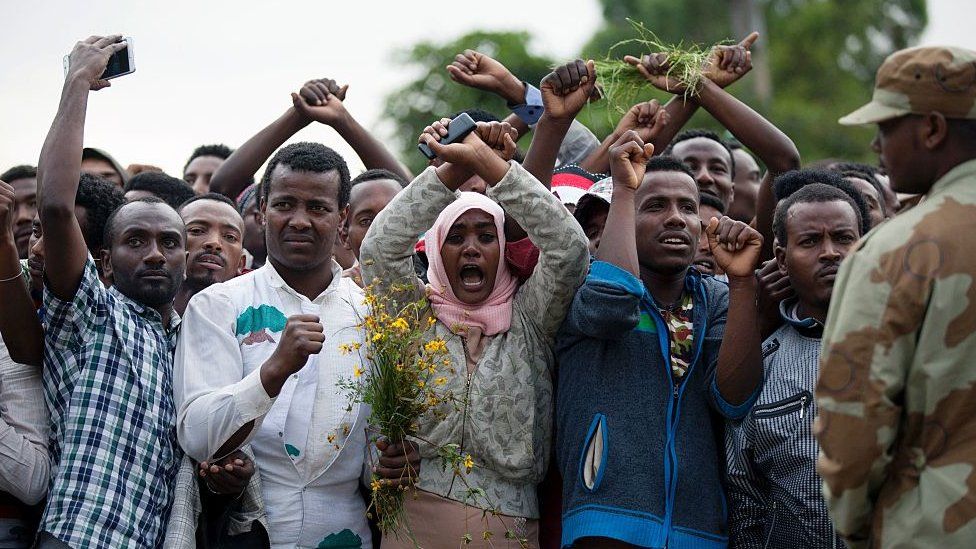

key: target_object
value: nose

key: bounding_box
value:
[14,203,33,224]
[698,231,710,253]
[663,204,687,229]
[870,132,881,154]
[695,165,714,185]
[287,206,312,230]
[461,236,483,258]
[820,238,842,261]
[144,240,166,265]
[30,235,45,260]
[202,229,222,251]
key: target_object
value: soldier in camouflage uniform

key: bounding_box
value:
[816,46,976,548]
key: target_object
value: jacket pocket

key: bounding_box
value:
[579,413,609,492]
[752,390,812,420]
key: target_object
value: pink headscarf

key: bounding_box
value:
[425,192,518,336]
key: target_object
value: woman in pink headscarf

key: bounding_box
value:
[361,121,588,547]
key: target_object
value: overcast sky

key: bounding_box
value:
[0,0,970,178]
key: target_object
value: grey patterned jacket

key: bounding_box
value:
[725,300,845,549]
[360,163,589,519]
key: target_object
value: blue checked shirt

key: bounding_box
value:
[40,257,182,548]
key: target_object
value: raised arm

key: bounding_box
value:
[595,131,654,275]
[208,101,310,199]
[0,182,42,366]
[579,99,669,175]
[38,35,126,300]
[292,79,412,181]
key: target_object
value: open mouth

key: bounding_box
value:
[658,232,691,250]
[694,259,715,273]
[458,264,485,291]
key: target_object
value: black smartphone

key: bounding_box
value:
[418,113,477,160]
[63,37,136,80]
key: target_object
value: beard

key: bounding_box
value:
[113,268,183,308]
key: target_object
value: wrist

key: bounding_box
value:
[474,147,512,186]
[435,163,474,191]
[499,74,527,105]
[538,112,575,128]
[259,357,291,397]
[728,273,759,291]
[328,110,357,133]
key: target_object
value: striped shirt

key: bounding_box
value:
[41,257,182,548]
[725,300,844,548]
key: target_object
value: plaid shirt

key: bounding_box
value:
[41,257,182,548]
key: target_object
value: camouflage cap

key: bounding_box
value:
[839,46,976,126]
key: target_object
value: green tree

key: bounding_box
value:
[581,0,928,164]
[382,31,554,175]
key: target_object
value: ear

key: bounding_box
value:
[236,253,246,275]
[338,206,351,250]
[774,242,788,275]
[100,247,114,281]
[258,199,267,227]
[922,111,949,150]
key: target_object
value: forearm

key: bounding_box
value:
[360,167,456,289]
[578,131,617,175]
[333,113,412,181]
[756,173,777,260]
[696,80,799,174]
[0,419,49,505]
[595,185,639,276]
[522,115,573,190]
[651,97,699,154]
[715,276,763,405]
[0,239,42,366]
[504,113,531,142]
[210,107,310,198]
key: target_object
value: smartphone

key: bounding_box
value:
[63,37,136,80]
[418,112,477,160]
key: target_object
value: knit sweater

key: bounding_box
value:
[555,261,760,548]
[360,163,589,518]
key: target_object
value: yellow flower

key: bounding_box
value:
[353,342,362,351]
[442,359,452,367]
[338,343,354,355]
[327,433,336,443]
[424,339,447,354]
[372,333,384,343]
[427,316,437,328]
[435,377,447,386]
[370,478,382,492]
[354,366,364,378]
[417,380,426,389]
[463,454,474,473]
[391,318,410,332]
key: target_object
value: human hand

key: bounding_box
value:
[757,258,793,302]
[291,78,350,127]
[446,50,525,104]
[199,450,255,497]
[474,121,518,162]
[418,121,495,173]
[373,437,420,488]
[614,99,670,143]
[608,130,655,191]
[268,314,324,376]
[0,181,14,241]
[66,35,127,91]
[623,51,687,95]
[705,216,763,278]
[703,32,758,88]
[540,59,597,122]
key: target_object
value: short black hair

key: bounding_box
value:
[178,192,239,213]
[773,183,863,245]
[236,182,259,214]
[699,192,726,215]
[103,196,181,247]
[184,144,233,174]
[350,168,408,189]
[773,169,871,236]
[1,164,37,183]
[645,155,697,181]
[124,172,196,211]
[448,108,500,123]
[259,142,351,208]
[76,173,125,251]
[664,129,736,175]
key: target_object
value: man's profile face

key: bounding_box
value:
[8,176,37,259]
[262,165,343,273]
[184,155,225,195]
[342,178,402,260]
[103,201,186,308]
[81,157,123,188]
[694,204,724,276]
[729,148,760,223]
[672,138,734,209]
[181,199,245,291]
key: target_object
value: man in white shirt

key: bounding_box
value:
[175,142,415,548]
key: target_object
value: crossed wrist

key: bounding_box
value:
[498,74,527,105]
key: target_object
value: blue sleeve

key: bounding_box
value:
[509,83,544,125]
[559,261,644,341]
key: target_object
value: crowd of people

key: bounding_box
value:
[0,31,974,549]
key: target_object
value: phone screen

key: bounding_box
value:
[101,47,131,79]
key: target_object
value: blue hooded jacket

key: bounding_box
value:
[555,261,761,548]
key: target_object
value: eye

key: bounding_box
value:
[358,217,373,227]
[187,227,205,236]
[162,237,180,249]
[711,165,728,175]
[838,234,856,244]
[308,203,328,212]
[272,201,291,211]
[445,234,463,245]
[224,233,240,243]
[681,203,697,213]
[478,233,497,244]
[32,227,42,238]
[127,237,144,247]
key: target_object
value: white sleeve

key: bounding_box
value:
[0,338,49,504]
[174,290,276,462]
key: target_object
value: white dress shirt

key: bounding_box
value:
[174,261,371,548]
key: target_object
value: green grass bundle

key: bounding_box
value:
[595,19,722,121]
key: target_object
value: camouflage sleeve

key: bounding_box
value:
[815,241,915,545]
[487,162,589,340]
[360,166,457,301]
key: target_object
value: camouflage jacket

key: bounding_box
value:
[816,158,976,548]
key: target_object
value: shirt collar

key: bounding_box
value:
[928,158,976,199]
[779,297,822,335]
[263,259,344,304]
[107,285,182,331]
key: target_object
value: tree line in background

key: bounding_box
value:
[384,0,928,175]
